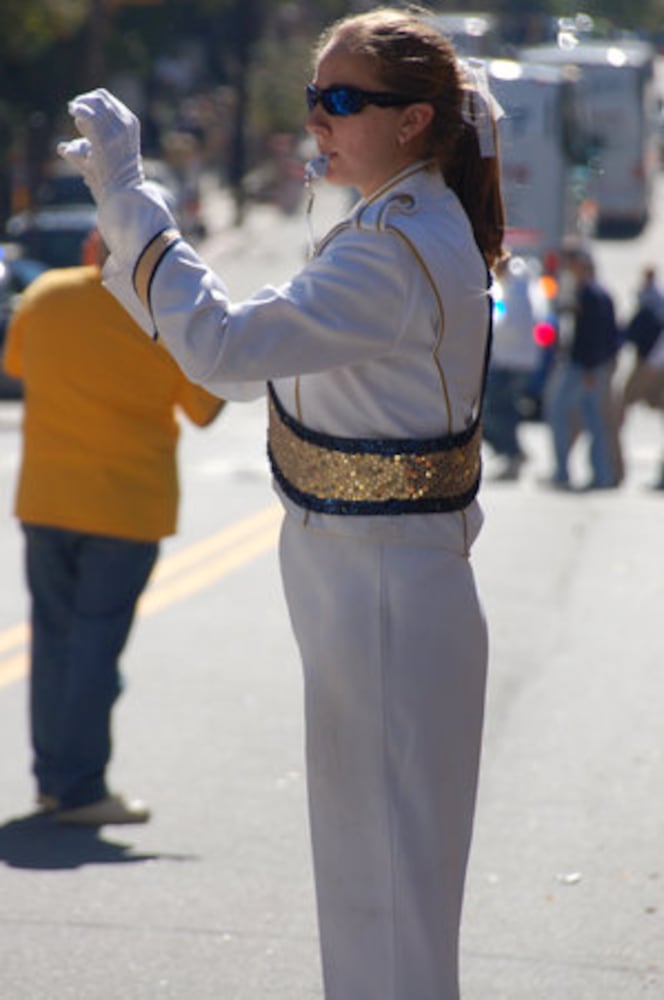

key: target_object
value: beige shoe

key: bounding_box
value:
[57,793,151,826]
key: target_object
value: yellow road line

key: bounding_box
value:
[139,514,281,615]
[0,622,29,655]
[0,654,28,687]
[0,504,282,690]
[149,504,281,583]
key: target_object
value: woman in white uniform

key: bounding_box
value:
[59,8,506,998]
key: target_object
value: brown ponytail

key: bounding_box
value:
[444,117,506,268]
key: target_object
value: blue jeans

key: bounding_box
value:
[545,361,614,487]
[23,525,158,809]
[482,367,530,458]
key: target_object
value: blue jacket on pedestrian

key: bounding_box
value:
[570,282,619,371]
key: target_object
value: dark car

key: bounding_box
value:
[3,204,97,270]
[3,158,189,269]
[3,164,98,270]
[35,171,95,208]
[0,246,48,398]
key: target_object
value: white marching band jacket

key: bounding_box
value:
[106,160,492,552]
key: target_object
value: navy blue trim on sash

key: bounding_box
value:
[269,381,480,456]
[267,385,483,516]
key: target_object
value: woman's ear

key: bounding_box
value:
[397,102,434,146]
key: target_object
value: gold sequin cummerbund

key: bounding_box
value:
[267,383,482,516]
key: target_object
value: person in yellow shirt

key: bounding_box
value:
[3,228,223,825]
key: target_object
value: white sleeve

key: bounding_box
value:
[141,227,410,398]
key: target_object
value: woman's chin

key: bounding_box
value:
[326,170,351,191]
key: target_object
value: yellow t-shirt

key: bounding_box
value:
[3,265,223,541]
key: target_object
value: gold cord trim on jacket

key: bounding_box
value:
[133,228,181,310]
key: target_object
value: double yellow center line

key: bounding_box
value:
[0,504,282,690]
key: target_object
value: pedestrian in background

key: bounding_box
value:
[620,266,664,488]
[635,265,664,322]
[544,243,621,490]
[59,7,506,998]
[639,330,664,488]
[621,264,664,410]
[483,255,541,480]
[2,228,223,826]
[623,267,664,378]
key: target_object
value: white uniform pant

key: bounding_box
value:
[279,515,488,1000]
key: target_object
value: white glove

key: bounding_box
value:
[58,88,144,201]
[58,88,177,266]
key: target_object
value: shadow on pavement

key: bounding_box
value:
[0,810,198,870]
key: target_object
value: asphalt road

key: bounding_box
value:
[0,176,662,999]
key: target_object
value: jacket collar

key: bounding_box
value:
[358,159,439,209]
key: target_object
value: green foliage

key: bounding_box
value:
[0,0,662,225]
[0,0,88,60]
[249,35,312,136]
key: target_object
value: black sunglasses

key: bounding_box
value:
[306,83,415,116]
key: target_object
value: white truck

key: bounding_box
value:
[520,40,659,233]
[426,11,501,58]
[488,56,595,265]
